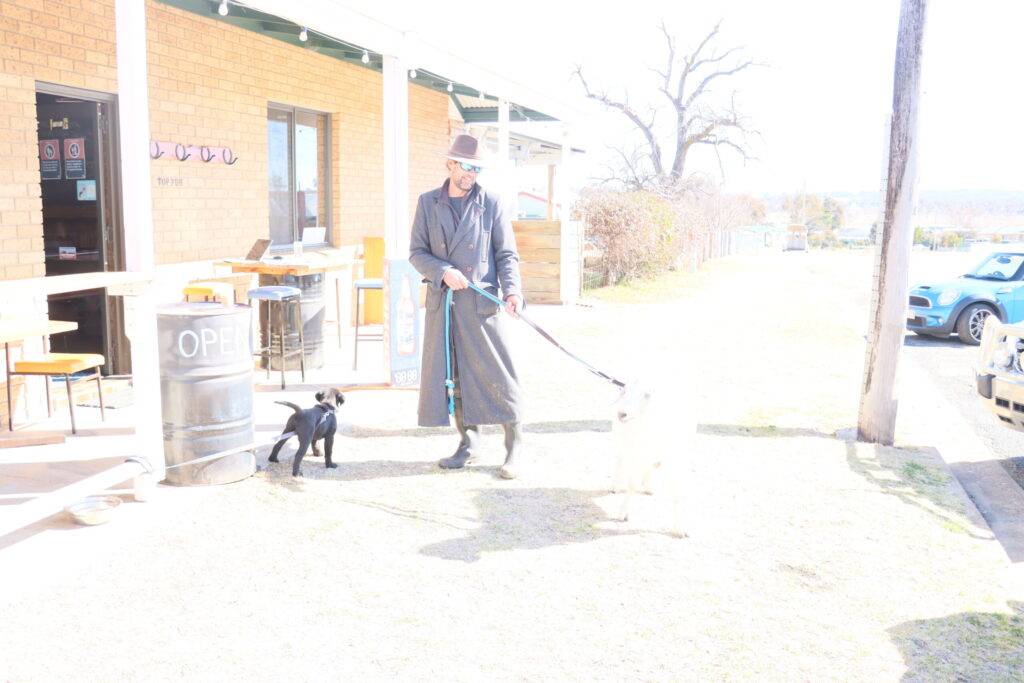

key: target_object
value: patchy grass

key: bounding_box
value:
[582,259,742,304]
[584,268,698,304]
[902,460,949,488]
[890,604,1024,681]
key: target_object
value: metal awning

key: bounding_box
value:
[158,0,576,123]
[451,94,556,124]
[471,128,585,166]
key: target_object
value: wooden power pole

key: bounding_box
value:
[858,0,929,445]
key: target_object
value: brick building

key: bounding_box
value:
[0,0,581,428]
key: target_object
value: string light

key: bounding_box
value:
[218,0,228,16]
[409,68,418,79]
[361,50,370,64]
[299,27,308,42]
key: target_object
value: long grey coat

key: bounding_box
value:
[409,180,524,427]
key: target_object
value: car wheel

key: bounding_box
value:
[955,303,997,345]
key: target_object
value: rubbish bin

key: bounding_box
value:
[157,303,255,485]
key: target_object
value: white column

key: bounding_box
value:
[121,288,165,484]
[115,0,155,271]
[114,1,164,483]
[547,164,555,220]
[383,54,410,259]
[497,98,514,208]
[556,124,573,221]
[557,125,580,303]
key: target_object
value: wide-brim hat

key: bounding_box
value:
[445,134,488,167]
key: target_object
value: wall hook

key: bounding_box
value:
[200,146,215,163]
[150,141,163,159]
[174,143,192,161]
[222,148,239,165]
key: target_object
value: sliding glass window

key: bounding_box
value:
[267,105,330,247]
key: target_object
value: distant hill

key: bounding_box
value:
[762,190,1024,212]
[760,190,1024,229]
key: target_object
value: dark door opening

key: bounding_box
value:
[35,87,128,375]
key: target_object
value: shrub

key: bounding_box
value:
[575,189,677,284]
[808,229,840,249]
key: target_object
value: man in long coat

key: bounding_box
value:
[409,134,525,479]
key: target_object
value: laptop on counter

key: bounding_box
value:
[223,238,272,264]
[301,227,326,245]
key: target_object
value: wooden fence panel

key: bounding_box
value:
[512,220,581,304]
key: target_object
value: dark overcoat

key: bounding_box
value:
[409,180,524,427]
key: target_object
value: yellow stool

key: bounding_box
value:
[183,281,234,304]
[7,352,106,435]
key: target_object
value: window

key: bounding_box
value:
[267,105,330,247]
[970,254,1024,281]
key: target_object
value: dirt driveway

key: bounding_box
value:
[2,250,1022,680]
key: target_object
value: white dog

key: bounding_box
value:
[611,377,696,537]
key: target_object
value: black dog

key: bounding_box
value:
[268,388,345,476]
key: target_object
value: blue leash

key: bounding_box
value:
[443,283,626,416]
[443,288,456,415]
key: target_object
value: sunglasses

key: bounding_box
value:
[458,162,482,173]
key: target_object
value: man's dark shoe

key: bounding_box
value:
[439,447,476,469]
[498,421,523,479]
[441,397,479,470]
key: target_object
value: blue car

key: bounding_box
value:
[907,252,1024,345]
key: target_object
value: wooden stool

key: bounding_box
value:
[6,350,105,435]
[184,281,235,304]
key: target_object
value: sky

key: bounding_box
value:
[336,0,1024,195]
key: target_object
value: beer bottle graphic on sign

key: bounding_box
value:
[397,277,416,356]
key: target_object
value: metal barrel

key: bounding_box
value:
[258,272,325,370]
[157,303,255,486]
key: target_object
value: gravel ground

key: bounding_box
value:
[904,335,1024,485]
[2,250,1022,681]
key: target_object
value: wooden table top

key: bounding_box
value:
[219,257,363,276]
[0,320,77,345]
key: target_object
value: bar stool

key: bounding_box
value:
[183,281,234,304]
[353,277,384,370]
[247,285,305,389]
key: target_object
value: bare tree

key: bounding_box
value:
[575,21,761,195]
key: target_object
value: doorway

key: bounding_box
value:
[35,84,128,374]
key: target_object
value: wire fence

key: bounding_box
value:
[580,228,783,292]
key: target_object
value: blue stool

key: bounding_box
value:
[247,285,306,389]
[353,277,383,370]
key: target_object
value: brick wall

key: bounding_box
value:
[0,0,452,275]
[0,0,118,281]
[0,0,453,428]
[0,72,44,281]
[0,0,118,425]
[146,2,450,261]
[409,85,453,214]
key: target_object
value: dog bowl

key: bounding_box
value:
[66,495,122,526]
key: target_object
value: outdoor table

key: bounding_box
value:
[220,256,361,370]
[1,319,78,439]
